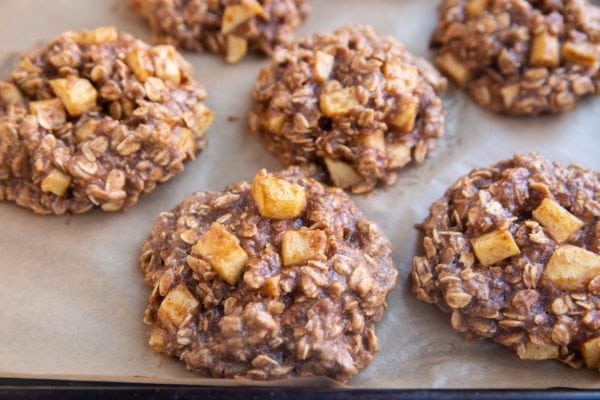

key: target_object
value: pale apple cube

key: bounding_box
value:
[251,171,307,219]
[581,336,600,369]
[148,326,166,352]
[50,78,97,116]
[471,229,521,266]
[125,48,154,82]
[221,1,267,34]
[361,130,385,152]
[530,32,559,68]
[65,27,118,45]
[191,103,215,138]
[0,82,23,104]
[314,51,335,83]
[157,283,200,328]
[151,45,182,84]
[543,245,600,291]
[261,113,285,134]
[282,229,327,266]
[500,84,520,108]
[518,341,559,360]
[192,223,249,285]
[382,62,419,92]
[29,98,66,130]
[436,52,470,85]
[387,143,411,169]
[390,98,418,132]
[225,35,248,64]
[324,158,362,189]
[41,169,71,196]
[532,198,583,243]
[175,127,196,156]
[320,87,359,117]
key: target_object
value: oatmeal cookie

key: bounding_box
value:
[248,25,447,194]
[432,0,600,115]
[0,27,214,214]
[412,153,600,370]
[129,0,310,63]
[140,168,398,382]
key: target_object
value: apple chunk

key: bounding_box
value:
[282,229,327,266]
[314,51,335,83]
[532,198,583,243]
[324,158,362,189]
[251,171,306,219]
[41,169,71,196]
[320,87,359,117]
[471,229,521,266]
[581,336,600,369]
[530,32,559,68]
[50,78,97,116]
[157,283,199,328]
[518,341,559,360]
[192,223,249,285]
[436,52,470,86]
[542,245,600,291]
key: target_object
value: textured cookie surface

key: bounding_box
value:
[140,168,397,382]
[432,0,600,115]
[412,153,600,370]
[129,0,310,63]
[0,27,213,214]
[249,25,447,194]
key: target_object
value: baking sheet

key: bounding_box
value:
[1,0,600,389]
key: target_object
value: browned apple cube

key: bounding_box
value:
[225,35,248,64]
[282,229,327,266]
[436,52,470,86]
[175,127,196,156]
[262,276,280,298]
[41,169,71,196]
[314,51,335,83]
[221,1,267,34]
[190,103,214,138]
[75,119,99,142]
[390,97,418,132]
[561,41,598,67]
[387,143,411,169]
[148,326,166,352]
[320,87,359,117]
[251,171,307,219]
[581,336,600,369]
[500,84,520,108]
[530,32,560,67]
[0,82,23,104]
[532,198,583,243]
[29,98,66,130]
[518,341,559,360]
[471,229,521,266]
[542,245,600,291]
[192,223,249,286]
[465,0,488,17]
[382,62,419,92]
[50,78,97,116]
[125,48,154,82]
[151,45,182,84]
[157,283,200,328]
[261,113,285,134]
[324,158,362,189]
[65,27,118,45]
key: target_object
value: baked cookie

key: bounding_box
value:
[412,153,600,370]
[0,27,214,214]
[140,168,398,382]
[129,0,310,63]
[431,0,600,115]
[248,25,448,194]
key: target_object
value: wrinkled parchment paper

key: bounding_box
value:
[1,0,600,389]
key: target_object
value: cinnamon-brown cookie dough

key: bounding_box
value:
[249,25,448,194]
[140,168,398,382]
[432,0,600,115]
[0,27,214,214]
[412,153,600,370]
[129,0,310,63]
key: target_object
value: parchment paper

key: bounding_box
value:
[1,0,600,389]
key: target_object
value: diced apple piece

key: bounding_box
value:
[125,48,154,82]
[175,127,196,156]
[542,245,600,291]
[500,84,520,108]
[361,131,385,152]
[282,229,327,267]
[148,326,166,352]
[0,82,23,104]
[261,113,285,134]
[75,119,99,141]
[387,143,411,169]
[324,158,362,189]
[532,198,584,243]
[262,276,280,298]
[65,27,118,45]
[383,62,419,92]
[192,223,249,286]
[530,32,559,68]
[151,45,181,84]
[581,336,600,369]
[190,103,214,138]
[314,51,335,83]
[561,41,597,67]
[50,78,97,117]
[471,229,521,266]
[390,97,418,132]
[251,171,307,219]
[157,283,200,328]
[320,87,359,117]
[221,1,267,34]
[436,52,470,85]
[518,341,559,360]
[465,0,488,17]
[348,265,374,297]
[225,35,248,64]
[41,169,71,196]
[29,98,66,130]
